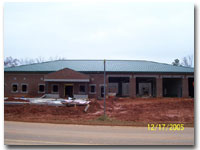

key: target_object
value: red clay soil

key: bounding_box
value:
[4,97,194,126]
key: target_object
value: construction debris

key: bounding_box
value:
[5,98,194,125]
[84,104,90,112]
[4,101,29,105]
[5,96,90,107]
[61,99,90,107]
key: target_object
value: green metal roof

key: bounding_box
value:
[4,60,194,73]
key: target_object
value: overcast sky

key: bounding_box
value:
[4,2,194,65]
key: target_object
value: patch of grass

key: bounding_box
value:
[5,117,194,127]
[88,116,148,126]
[97,115,112,121]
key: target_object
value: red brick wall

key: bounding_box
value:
[4,73,45,97]
[156,76,163,97]
[130,76,136,98]
[44,68,89,80]
[45,82,88,98]
[4,72,193,98]
[88,73,133,99]
[88,74,104,99]
[182,75,189,98]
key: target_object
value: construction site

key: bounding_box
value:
[4,96,194,126]
[4,60,194,126]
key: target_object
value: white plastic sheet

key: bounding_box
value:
[7,97,90,106]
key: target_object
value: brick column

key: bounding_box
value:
[156,76,162,97]
[85,83,88,95]
[45,82,49,94]
[58,83,64,98]
[130,75,136,98]
[182,76,189,98]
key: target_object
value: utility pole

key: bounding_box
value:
[104,59,106,118]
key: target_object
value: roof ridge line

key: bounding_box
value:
[148,60,194,69]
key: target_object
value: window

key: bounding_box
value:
[89,84,96,94]
[52,85,58,93]
[21,84,28,93]
[38,84,45,93]
[12,84,18,92]
[79,85,85,93]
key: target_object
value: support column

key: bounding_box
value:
[130,75,136,98]
[156,76,163,97]
[106,75,109,97]
[59,83,63,98]
[84,82,88,95]
[182,76,189,98]
[45,82,49,94]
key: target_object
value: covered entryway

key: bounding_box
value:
[163,78,182,97]
[64,84,73,98]
[44,68,90,98]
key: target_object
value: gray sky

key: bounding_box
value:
[4,2,194,65]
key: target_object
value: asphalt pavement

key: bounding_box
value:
[4,121,194,145]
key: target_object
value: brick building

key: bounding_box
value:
[4,60,194,99]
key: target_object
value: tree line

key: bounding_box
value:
[172,55,193,67]
[4,56,66,67]
[4,55,194,68]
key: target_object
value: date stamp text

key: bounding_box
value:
[148,124,184,131]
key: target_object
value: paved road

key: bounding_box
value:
[4,121,194,145]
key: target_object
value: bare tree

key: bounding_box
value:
[181,55,193,67]
[172,59,181,66]
[5,56,67,67]
[36,57,46,63]
[48,56,66,61]
[4,57,20,67]
[19,58,36,65]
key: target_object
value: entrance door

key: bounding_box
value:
[101,86,104,98]
[65,85,73,98]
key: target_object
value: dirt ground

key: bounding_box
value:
[4,97,194,126]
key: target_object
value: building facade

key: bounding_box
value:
[4,60,194,99]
